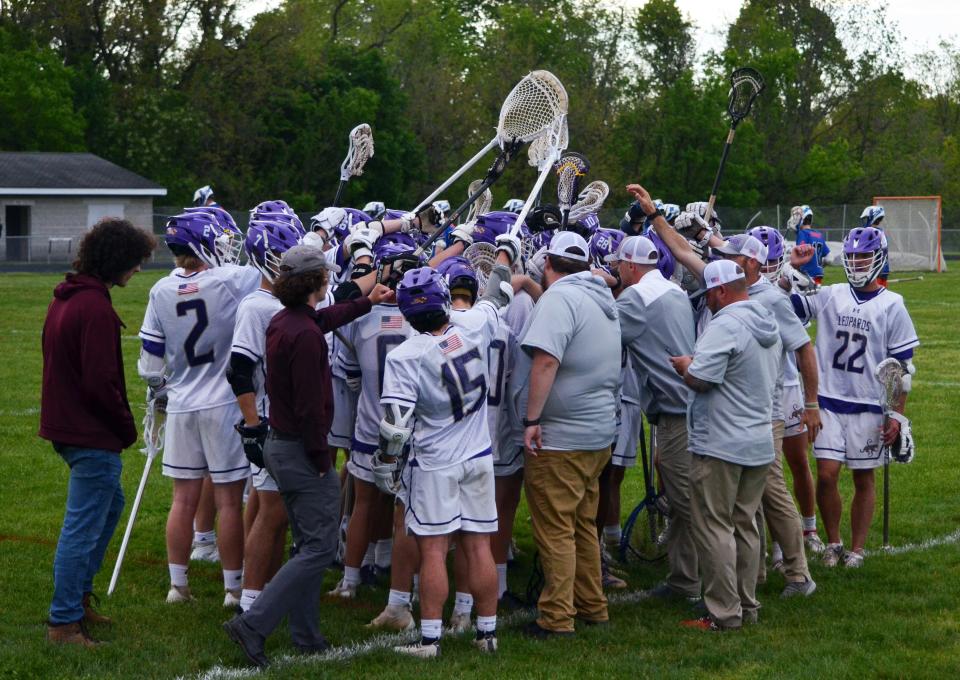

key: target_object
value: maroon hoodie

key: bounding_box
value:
[39,273,137,453]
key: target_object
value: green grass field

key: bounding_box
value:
[1,267,959,679]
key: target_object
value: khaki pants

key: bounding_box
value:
[758,420,810,583]
[689,453,769,629]
[525,446,611,632]
[656,414,700,598]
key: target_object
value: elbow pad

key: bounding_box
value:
[379,403,414,457]
[334,279,362,302]
[480,263,514,309]
[138,346,166,388]
[226,353,257,396]
[900,359,915,393]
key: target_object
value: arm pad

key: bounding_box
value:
[226,352,256,396]
[480,263,514,309]
[138,346,166,387]
[901,359,915,393]
[333,279,362,302]
[379,403,414,457]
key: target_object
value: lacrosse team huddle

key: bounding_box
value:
[40,71,919,665]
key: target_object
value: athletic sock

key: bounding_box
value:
[375,539,393,569]
[476,615,497,634]
[193,530,216,545]
[388,589,411,607]
[223,569,242,591]
[802,516,817,532]
[361,543,376,568]
[240,589,261,612]
[169,563,188,587]
[343,566,362,587]
[420,619,442,641]
[496,563,508,598]
[453,592,474,616]
[771,542,784,563]
[603,524,622,545]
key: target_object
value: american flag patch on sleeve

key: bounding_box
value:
[438,334,463,354]
[380,315,403,329]
[178,283,199,295]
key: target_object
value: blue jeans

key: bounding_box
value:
[49,447,124,624]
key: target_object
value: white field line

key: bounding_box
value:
[866,528,960,556]
[0,407,39,416]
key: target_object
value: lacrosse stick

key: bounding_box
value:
[510,114,569,236]
[410,70,569,216]
[887,276,924,284]
[704,67,765,225]
[568,181,610,224]
[108,396,166,595]
[876,358,905,548]
[332,124,374,207]
[555,153,590,230]
[463,179,493,228]
[463,242,498,292]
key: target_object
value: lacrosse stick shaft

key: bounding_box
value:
[108,451,156,595]
[412,138,499,215]
[882,457,890,547]
[704,128,736,225]
[887,276,923,284]
[332,180,347,208]
[511,156,557,236]
[414,171,503,258]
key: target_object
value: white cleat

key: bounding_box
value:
[822,543,844,568]
[842,550,865,569]
[367,604,415,631]
[166,585,195,604]
[447,611,472,634]
[190,541,220,563]
[804,533,826,555]
[328,578,357,599]
[223,589,242,608]
[473,632,498,654]
[394,639,440,658]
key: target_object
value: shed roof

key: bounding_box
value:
[0,152,166,196]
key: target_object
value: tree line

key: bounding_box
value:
[1,0,958,225]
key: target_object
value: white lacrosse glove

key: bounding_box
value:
[887,412,915,464]
[302,231,327,251]
[311,207,347,242]
[525,246,548,285]
[372,451,401,495]
[786,205,803,232]
[449,222,475,246]
[399,212,417,233]
[495,233,523,266]
[674,210,709,238]
[782,263,819,294]
[352,219,384,239]
[343,227,378,261]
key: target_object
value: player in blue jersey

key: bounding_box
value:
[788,205,830,285]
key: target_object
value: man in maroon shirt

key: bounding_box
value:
[223,245,393,667]
[40,219,155,647]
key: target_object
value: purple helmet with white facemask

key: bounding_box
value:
[842,226,887,288]
[748,226,785,283]
[589,228,625,269]
[436,256,479,303]
[245,220,303,282]
[397,267,452,319]
[644,227,676,280]
[164,212,223,268]
[185,205,243,264]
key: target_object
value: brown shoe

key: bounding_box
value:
[83,593,112,625]
[47,621,101,647]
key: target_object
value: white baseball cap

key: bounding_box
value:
[714,233,768,264]
[607,235,658,264]
[703,259,745,290]
[545,231,590,263]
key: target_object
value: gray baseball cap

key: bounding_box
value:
[279,244,341,275]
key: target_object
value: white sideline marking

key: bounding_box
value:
[917,380,960,388]
[866,528,960,556]
[189,591,651,680]
[0,407,39,416]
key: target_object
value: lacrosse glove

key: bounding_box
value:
[235,417,269,468]
[449,222,475,246]
[888,412,915,464]
[528,205,561,233]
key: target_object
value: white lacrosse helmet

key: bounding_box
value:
[193,185,214,206]
[362,201,386,220]
[860,205,885,228]
[432,200,451,220]
[503,198,525,214]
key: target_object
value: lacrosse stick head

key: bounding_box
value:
[554,152,590,211]
[568,181,609,224]
[341,123,374,181]
[498,70,569,146]
[464,179,493,226]
[728,67,765,126]
[875,358,905,412]
[463,241,497,292]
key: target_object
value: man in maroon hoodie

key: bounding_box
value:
[40,218,155,647]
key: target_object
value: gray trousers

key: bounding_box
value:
[657,414,700,598]
[243,436,340,648]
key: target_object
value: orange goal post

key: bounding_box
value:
[872,195,945,272]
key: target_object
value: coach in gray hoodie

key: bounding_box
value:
[670,259,782,631]
[521,231,621,638]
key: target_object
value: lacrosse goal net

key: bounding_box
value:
[872,196,946,272]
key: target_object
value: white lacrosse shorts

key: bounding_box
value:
[782,383,808,438]
[328,376,359,450]
[162,403,250,483]
[814,408,886,470]
[494,445,525,478]
[251,463,279,492]
[346,445,376,485]
[404,453,498,536]
[611,402,642,468]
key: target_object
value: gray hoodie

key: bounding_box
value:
[686,299,782,466]
[521,271,621,451]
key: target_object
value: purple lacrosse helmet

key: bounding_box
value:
[436,256,479,303]
[748,226,785,283]
[375,240,425,290]
[342,207,373,233]
[251,199,295,217]
[185,205,243,264]
[842,226,886,288]
[472,211,520,245]
[252,210,304,235]
[589,228,625,268]
[644,228,676,280]
[383,208,408,221]
[245,219,303,282]
[165,212,223,268]
[374,232,418,260]
[397,266,451,319]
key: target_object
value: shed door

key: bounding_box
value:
[4,205,30,261]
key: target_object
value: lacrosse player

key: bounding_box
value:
[860,206,890,286]
[786,225,918,567]
[226,220,303,612]
[138,211,260,607]
[787,205,829,285]
[612,235,701,603]
[193,185,217,207]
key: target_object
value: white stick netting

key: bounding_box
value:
[341,124,374,181]
[568,181,609,223]
[555,153,590,208]
[464,179,492,227]
[875,358,904,411]
[499,70,569,144]
[464,242,498,292]
[872,197,945,271]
